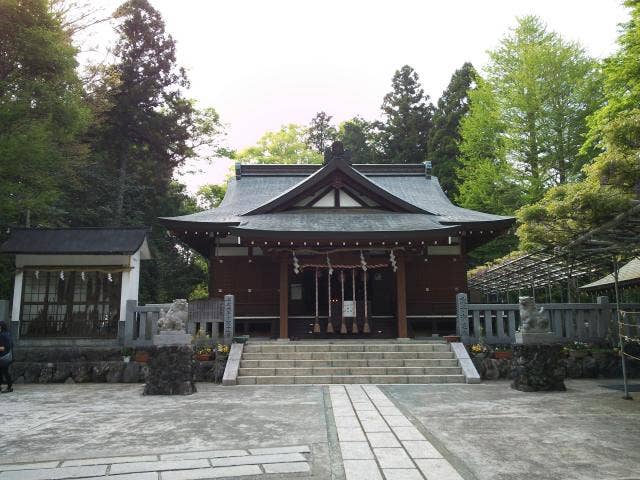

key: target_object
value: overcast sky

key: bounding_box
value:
[80,0,629,191]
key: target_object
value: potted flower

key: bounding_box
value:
[565,341,590,359]
[195,344,213,361]
[216,343,230,359]
[492,346,512,360]
[443,335,460,343]
[134,350,150,363]
[121,347,133,363]
[469,343,490,359]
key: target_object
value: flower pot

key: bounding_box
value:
[195,353,211,362]
[134,351,150,364]
[443,335,460,343]
[492,351,512,360]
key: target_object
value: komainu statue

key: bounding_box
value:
[518,296,550,333]
[158,299,188,332]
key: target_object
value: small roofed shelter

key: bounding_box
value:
[1,228,150,342]
[161,144,513,339]
[581,257,640,292]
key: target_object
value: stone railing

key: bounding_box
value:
[455,293,640,344]
[122,295,234,347]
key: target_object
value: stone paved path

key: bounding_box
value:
[330,385,463,480]
[0,445,310,480]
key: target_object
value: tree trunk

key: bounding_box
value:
[115,155,128,225]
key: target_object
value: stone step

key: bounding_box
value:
[236,374,466,385]
[238,366,462,376]
[241,351,455,361]
[239,358,461,369]
[242,343,450,354]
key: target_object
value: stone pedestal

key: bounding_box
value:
[514,331,557,345]
[143,346,196,395]
[152,331,192,346]
[511,344,566,392]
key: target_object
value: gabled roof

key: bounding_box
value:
[1,227,152,258]
[244,157,429,215]
[160,161,514,238]
[580,257,640,290]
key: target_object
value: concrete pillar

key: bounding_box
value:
[279,255,289,339]
[396,253,408,338]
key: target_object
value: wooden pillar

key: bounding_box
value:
[279,254,289,339]
[208,240,216,298]
[396,253,408,338]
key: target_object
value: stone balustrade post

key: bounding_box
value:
[456,293,470,342]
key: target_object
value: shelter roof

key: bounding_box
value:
[580,257,640,290]
[1,227,151,258]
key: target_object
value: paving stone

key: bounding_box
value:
[79,473,158,480]
[62,455,158,467]
[352,401,376,411]
[391,426,425,441]
[377,406,402,416]
[333,406,357,416]
[0,462,59,472]
[402,441,442,459]
[263,462,310,474]
[366,432,401,448]
[382,468,425,480]
[161,465,262,480]
[384,416,413,427]
[373,447,415,469]
[160,450,248,461]
[248,445,310,455]
[337,427,367,442]
[334,415,361,428]
[109,459,208,475]
[414,459,464,480]
[342,459,383,480]
[0,465,107,480]
[361,419,391,433]
[356,410,383,421]
[340,442,374,460]
[209,452,305,467]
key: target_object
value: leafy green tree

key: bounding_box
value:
[0,0,89,229]
[236,124,322,164]
[380,65,434,164]
[517,2,640,250]
[197,183,227,209]
[427,62,476,196]
[486,16,602,202]
[337,117,381,164]
[306,111,337,154]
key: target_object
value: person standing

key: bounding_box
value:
[0,321,14,393]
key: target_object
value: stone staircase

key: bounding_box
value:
[236,340,467,385]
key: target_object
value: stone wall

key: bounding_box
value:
[472,349,640,381]
[9,347,227,384]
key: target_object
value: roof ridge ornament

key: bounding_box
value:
[424,161,432,179]
[323,141,352,164]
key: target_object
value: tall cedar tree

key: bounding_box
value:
[306,111,337,154]
[0,0,89,298]
[380,65,434,164]
[81,0,215,302]
[427,62,476,197]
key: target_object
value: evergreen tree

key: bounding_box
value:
[427,62,476,196]
[306,111,337,154]
[0,0,89,299]
[337,117,381,163]
[380,65,434,164]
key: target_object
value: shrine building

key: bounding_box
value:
[160,143,514,339]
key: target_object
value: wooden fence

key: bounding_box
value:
[455,293,640,344]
